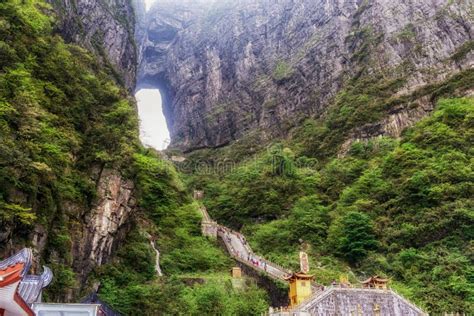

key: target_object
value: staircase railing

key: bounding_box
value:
[217,227,290,281]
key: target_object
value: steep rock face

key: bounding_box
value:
[137,0,212,130]
[0,166,137,295]
[72,167,136,284]
[141,0,473,152]
[50,0,140,90]
[34,0,143,292]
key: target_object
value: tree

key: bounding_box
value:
[290,195,330,246]
[329,211,379,264]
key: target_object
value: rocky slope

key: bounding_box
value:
[50,0,151,292]
[49,0,142,91]
[140,0,473,152]
[51,0,146,288]
[0,0,146,301]
[71,167,136,284]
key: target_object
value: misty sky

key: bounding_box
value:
[135,89,170,150]
[144,0,155,10]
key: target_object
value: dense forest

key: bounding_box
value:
[188,98,473,313]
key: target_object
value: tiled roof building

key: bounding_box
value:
[0,248,53,316]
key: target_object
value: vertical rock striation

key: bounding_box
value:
[43,0,144,291]
[72,168,136,283]
[140,0,473,152]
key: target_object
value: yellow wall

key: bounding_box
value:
[289,278,312,307]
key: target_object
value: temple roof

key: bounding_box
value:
[19,266,53,304]
[361,275,389,284]
[0,248,53,306]
[0,248,32,278]
[284,272,314,281]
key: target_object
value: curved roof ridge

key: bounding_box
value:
[0,248,32,277]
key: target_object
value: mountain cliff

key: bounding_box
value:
[46,0,145,286]
[0,2,264,312]
[49,0,141,91]
[140,0,473,152]
[0,0,145,300]
[1,0,473,314]
[137,1,473,313]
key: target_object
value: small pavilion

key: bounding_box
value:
[361,275,390,290]
[285,272,314,307]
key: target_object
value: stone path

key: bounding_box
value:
[196,195,426,315]
[199,205,291,281]
[218,226,292,281]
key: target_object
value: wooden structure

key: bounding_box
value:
[361,276,389,290]
[285,272,314,307]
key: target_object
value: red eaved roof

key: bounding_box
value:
[0,249,53,316]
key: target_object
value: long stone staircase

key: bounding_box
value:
[199,204,291,282]
[200,203,327,298]
[195,192,427,315]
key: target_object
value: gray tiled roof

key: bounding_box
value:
[82,293,122,316]
[18,266,53,304]
[0,248,53,305]
[0,248,32,277]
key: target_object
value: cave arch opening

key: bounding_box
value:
[144,0,156,11]
[135,83,172,151]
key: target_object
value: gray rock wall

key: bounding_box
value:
[49,0,140,91]
[140,0,473,152]
[71,167,136,283]
[44,0,143,292]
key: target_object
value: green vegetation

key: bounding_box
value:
[272,61,294,81]
[347,26,382,64]
[0,1,269,314]
[291,67,473,162]
[195,98,474,313]
[263,98,278,110]
[0,0,138,290]
[451,40,474,62]
[328,212,378,265]
[396,23,417,42]
[95,150,269,314]
[206,103,233,124]
[180,280,268,316]
[195,145,320,228]
[0,0,142,300]
[2,1,473,314]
